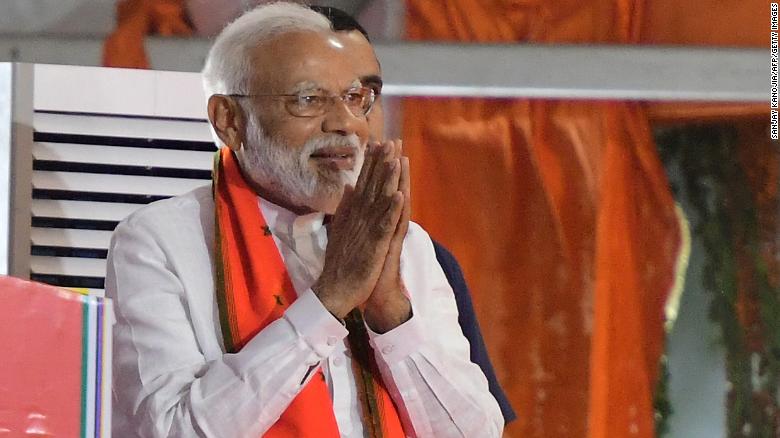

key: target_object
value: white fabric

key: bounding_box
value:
[106,184,503,437]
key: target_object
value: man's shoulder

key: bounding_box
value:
[110,185,214,249]
[119,184,213,230]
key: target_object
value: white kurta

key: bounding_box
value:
[105,185,503,437]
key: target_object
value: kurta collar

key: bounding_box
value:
[258,196,326,240]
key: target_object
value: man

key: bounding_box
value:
[106,3,505,437]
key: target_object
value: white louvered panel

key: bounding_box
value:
[34,64,208,120]
[33,142,214,170]
[33,171,209,196]
[32,199,143,222]
[31,256,107,278]
[34,112,213,142]
[31,228,113,250]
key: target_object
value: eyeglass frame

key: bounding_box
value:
[226,85,378,118]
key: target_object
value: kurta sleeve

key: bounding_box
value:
[106,215,348,438]
[366,223,505,437]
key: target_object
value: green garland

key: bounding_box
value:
[654,354,672,436]
[655,123,780,437]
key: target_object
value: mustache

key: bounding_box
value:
[301,134,362,156]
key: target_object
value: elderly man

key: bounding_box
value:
[106,3,506,437]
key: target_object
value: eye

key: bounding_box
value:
[296,94,325,107]
[343,91,365,105]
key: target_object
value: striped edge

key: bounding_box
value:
[85,297,98,438]
[101,299,114,437]
[80,299,89,438]
[214,214,237,353]
[79,294,107,437]
[94,300,103,437]
[664,204,692,333]
[213,150,238,353]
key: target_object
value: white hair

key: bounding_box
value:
[202,2,331,97]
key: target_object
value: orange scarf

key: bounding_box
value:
[213,147,405,437]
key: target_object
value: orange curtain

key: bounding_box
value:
[103,0,192,69]
[400,0,773,436]
[100,0,768,435]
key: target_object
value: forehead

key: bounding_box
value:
[248,30,380,92]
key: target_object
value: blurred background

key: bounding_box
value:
[0,1,776,437]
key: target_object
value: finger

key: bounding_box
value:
[366,142,394,201]
[398,156,410,201]
[393,138,402,160]
[384,139,398,161]
[379,139,395,162]
[354,142,381,195]
[380,192,404,239]
[384,140,395,161]
[383,159,401,197]
[365,142,391,202]
[398,157,411,231]
[382,158,411,261]
[385,203,407,261]
[389,160,410,250]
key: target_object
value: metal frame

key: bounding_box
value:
[375,43,764,102]
[0,62,32,278]
[0,35,766,102]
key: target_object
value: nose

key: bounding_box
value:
[320,98,369,140]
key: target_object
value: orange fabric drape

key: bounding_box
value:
[401,0,774,436]
[100,0,768,436]
[103,0,192,69]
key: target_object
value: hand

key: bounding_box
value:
[364,140,413,333]
[313,141,404,318]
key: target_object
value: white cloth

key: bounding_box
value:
[105,185,503,437]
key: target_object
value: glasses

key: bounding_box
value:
[228,86,377,118]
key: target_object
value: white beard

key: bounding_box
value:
[238,110,364,212]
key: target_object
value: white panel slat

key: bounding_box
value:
[34,112,213,142]
[34,64,209,120]
[31,228,113,250]
[32,199,143,222]
[33,142,214,170]
[34,65,157,116]
[31,256,107,278]
[33,171,208,197]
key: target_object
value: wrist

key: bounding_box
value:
[312,282,351,319]
[364,293,412,334]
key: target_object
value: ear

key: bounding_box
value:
[207,94,245,151]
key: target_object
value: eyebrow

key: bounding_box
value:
[288,75,384,95]
[361,75,383,95]
[289,81,322,94]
